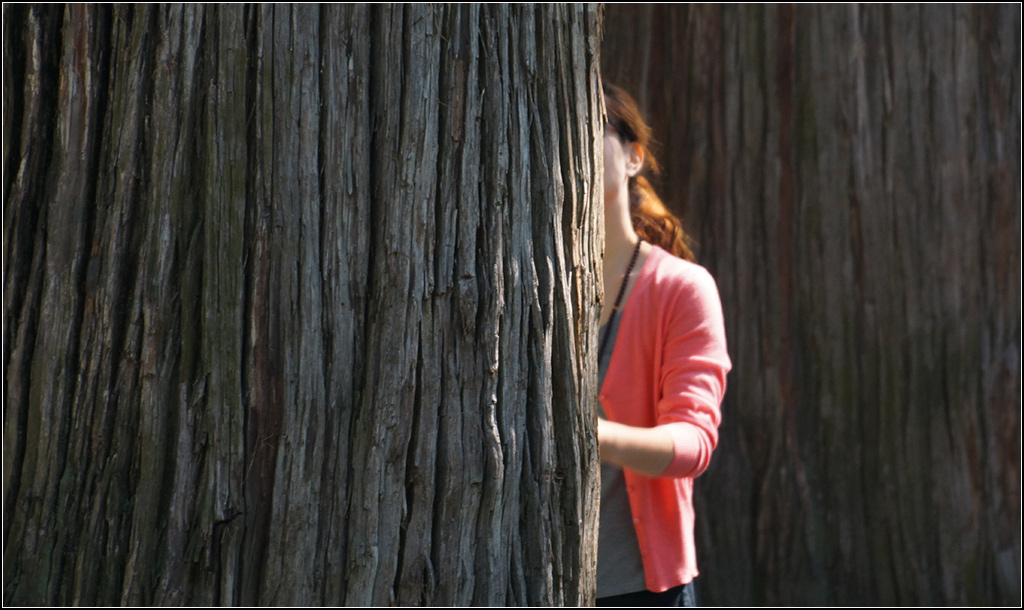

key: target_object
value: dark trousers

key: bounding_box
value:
[596,580,696,607]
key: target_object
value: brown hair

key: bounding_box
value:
[603,83,695,262]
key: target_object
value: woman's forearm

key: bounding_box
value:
[597,418,675,477]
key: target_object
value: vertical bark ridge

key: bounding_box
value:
[470,6,506,603]
[56,4,113,605]
[2,3,64,561]
[315,3,370,605]
[239,6,273,606]
[6,5,108,604]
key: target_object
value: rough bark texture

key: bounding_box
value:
[603,4,1020,606]
[3,4,604,605]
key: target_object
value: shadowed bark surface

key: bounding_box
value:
[603,4,1020,606]
[3,4,604,605]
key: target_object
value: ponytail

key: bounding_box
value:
[630,176,695,262]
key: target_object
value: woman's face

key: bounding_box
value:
[603,123,641,204]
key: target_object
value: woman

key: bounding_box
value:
[596,83,731,606]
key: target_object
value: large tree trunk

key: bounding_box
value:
[3,4,604,605]
[603,4,1020,606]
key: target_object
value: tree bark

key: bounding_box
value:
[3,4,604,605]
[603,4,1020,606]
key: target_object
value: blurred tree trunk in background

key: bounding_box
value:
[3,4,605,605]
[604,4,1020,606]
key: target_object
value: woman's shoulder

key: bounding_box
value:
[644,246,721,302]
[643,247,729,366]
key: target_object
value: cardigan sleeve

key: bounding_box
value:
[655,265,731,478]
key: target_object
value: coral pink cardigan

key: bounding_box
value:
[598,245,731,593]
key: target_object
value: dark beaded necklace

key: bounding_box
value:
[598,238,643,363]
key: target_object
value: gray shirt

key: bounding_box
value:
[597,317,648,597]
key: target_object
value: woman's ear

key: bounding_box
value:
[626,142,644,177]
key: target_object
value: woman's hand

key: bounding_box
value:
[597,418,675,477]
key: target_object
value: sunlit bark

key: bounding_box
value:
[3,4,604,605]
